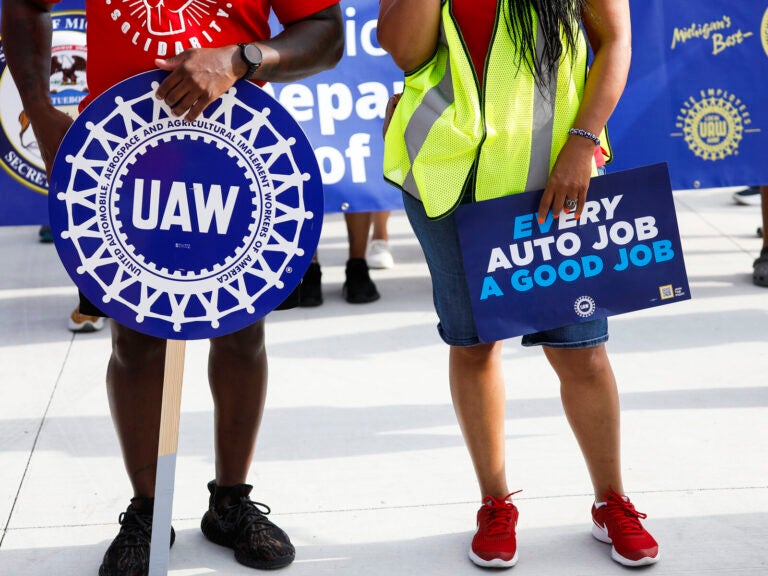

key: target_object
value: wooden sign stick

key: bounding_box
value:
[148,339,186,576]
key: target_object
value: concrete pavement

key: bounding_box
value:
[1,186,766,575]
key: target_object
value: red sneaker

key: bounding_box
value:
[469,493,520,568]
[592,488,660,566]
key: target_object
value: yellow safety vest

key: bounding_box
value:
[383,0,602,219]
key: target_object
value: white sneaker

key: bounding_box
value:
[366,239,394,269]
[732,187,761,206]
[68,307,105,333]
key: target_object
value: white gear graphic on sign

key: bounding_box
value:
[573,295,596,318]
[55,81,316,333]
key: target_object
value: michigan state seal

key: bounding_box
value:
[0,10,88,194]
[49,70,323,339]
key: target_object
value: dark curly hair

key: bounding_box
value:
[505,0,586,81]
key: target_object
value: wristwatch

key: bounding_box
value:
[237,42,263,81]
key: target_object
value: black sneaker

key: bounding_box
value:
[754,248,768,287]
[200,480,295,570]
[99,497,175,576]
[298,261,323,307]
[343,258,380,304]
[274,284,300,310]
[274,262,323,310]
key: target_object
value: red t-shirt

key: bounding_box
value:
[452,0,496,86]
[68,0,338,106]
[452,2,604,164]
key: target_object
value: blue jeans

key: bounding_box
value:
[403,192,609,348]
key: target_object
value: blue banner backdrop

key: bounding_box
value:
[455,164,690,343]
[609,2,768,189]
[2,1,767,225]
[264,1,403,213]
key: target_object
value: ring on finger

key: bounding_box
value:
[564,198,578,210]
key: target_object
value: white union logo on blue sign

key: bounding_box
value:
[49,70,324,339]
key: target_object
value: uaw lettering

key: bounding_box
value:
[0,10,88,195]
[479,195,674,299]
[92,122,263,282]
[455,164,690,343]
[49,70,323,339]
[670,14,754,55]
[673,88,755,161]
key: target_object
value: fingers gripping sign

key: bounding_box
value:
[537,136,596,223]
[538,169,589,222]
[155,45,242,121]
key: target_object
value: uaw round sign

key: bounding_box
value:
[49,70,323,339]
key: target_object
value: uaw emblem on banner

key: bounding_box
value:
[674,88,754,161]
[0,10,88,194]
[762,8,768,58]
[49,70,323,339]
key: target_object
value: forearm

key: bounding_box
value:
[1,0,56,119]
[252,5,344,83]
[377,0,440,72]
[573,0,632,135]
[571,39,631,136]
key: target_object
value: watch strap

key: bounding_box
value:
[237,42,262,81]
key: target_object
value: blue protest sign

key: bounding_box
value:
[49,70,323,340]
[455,164,690,343]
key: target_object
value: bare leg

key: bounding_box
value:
[106,322,167,498]
[543,345,623,500]
[449,342,509,498]
[344,211,372,259]
[371,211,391,241]
[208,319,268,486]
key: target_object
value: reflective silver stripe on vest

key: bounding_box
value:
[401,26,454,198]
[526,22,558,191]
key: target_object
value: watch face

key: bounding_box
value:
[244,43,263,66]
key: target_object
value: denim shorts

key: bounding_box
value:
[402,192,609,348]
